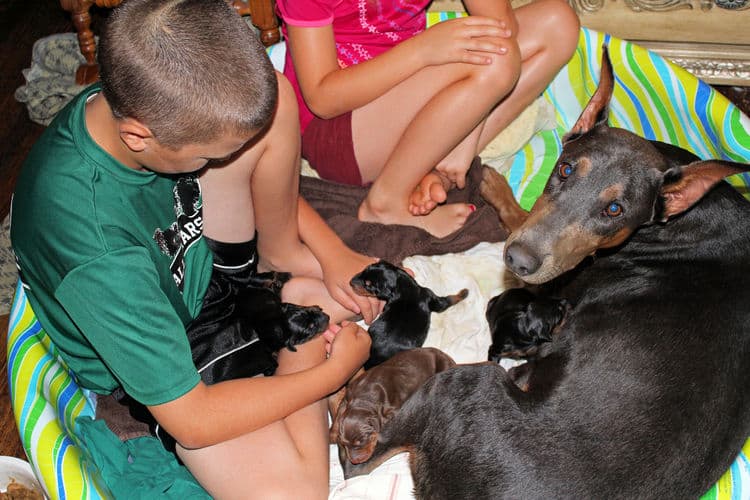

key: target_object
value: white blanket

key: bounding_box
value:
[327,242,522,498]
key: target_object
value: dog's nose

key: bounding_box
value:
[505,241,540,277]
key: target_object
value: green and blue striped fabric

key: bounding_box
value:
[6,24,750,500]
[507,28,750,210]
[7,282,111,499]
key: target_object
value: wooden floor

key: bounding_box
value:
[1,0,750,462]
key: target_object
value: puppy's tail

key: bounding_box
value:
[428,288,468,313]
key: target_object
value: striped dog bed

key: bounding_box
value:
[7,25,750,499]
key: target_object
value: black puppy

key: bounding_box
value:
[350,261,468,369]
[237,271,330,352]
[486,287,570,362]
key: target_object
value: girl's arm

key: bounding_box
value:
[251,76,380,321]
[463,0,519,35]
[286,16,509,119]
[297,196,382,324]
[149,323,371,449]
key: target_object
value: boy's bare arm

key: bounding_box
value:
[149,324,370,449]
[250,74,323,276]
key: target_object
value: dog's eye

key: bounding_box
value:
[364,279,372,287]
[558,162,574,179]
[604,202,623,217]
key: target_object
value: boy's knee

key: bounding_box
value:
[256,479,328,500]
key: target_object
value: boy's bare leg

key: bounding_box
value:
[176,336,330,500]
[282,276,361,325]
[187,76,350,498]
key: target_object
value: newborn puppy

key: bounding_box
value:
[330,347,456,470]
[486,287,570,362]
[350,261,468,369]
[238,272,330,352]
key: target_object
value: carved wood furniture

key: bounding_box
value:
[571,0,750,86]
[431,0,750,86]
[60,0,280,85]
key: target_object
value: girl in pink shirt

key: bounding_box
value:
[278,0,580,238]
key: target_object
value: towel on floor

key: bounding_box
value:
[300,159,509,264]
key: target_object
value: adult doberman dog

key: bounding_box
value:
[343,48,750,499]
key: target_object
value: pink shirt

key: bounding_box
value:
[276,0,429,132]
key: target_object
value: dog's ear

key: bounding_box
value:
[379,404,396,426]
[329,395,347,442]
[329,386,348,417]
[658,160,750,220]
[564,45,614,141]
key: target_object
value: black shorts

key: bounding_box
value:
[187,253,279,384]
[109,237,278,453]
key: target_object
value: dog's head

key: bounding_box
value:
[350,261,408,302]
[486,289,570,362]
[504,46,750,284]
[330,396,390,465]
[280,304,329,351]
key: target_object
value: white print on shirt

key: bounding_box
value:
[153,176,203,291]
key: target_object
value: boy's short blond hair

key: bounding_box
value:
[98,0,278,148]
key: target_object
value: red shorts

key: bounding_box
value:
[301,111,364,186]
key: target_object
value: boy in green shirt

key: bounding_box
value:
[11,0,380,497]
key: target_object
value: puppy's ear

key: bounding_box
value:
[379,404,396,426]
[329,387,347,418]
[329,396,347,443]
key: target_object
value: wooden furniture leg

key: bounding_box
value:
[232,0,281,47]
[61,0,280,86]
[60,0,122,85]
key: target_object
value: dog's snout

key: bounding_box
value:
[505,241,540,277]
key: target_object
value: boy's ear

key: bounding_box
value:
[118,118,154,153]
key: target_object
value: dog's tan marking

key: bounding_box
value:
[599,226,633,249]
[599,183,624,203]
[575,157,593,178]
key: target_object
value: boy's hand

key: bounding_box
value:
[327,322,371,380]
[321,249,383,324]
[415,16,512,67]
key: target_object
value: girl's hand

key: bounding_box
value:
[327,322,371,380]
[320,249,383,325]
[414,16,512,67]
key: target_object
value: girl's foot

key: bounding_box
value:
[409,170,453,215]
[358,199,474,238]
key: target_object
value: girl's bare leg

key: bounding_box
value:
[353,45,521,238]
[406,0,580,216]
[474,0,579,151]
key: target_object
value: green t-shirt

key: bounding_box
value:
[11,84,211,406]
